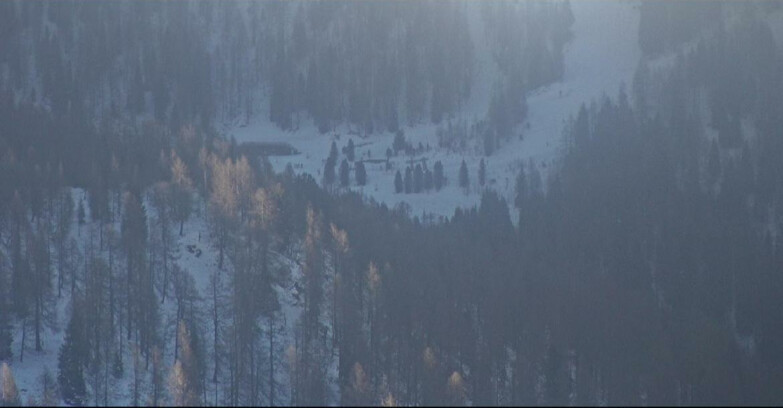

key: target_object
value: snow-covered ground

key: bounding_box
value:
[6,191,325,406]
[6,188,136,406]
[229,0,642,222]
[6,2,648,403]
[8,2,783,405]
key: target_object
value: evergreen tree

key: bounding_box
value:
[148,346,164,406]
[299,206,328,406]
[573,104,589,148]
[340,159,350,187]
[269,52,293,130]
[707,138,721,189]
[9,192,28,359]
[58,301,87,406]
[528,159,543,199]
[122,191,160,362]
[77,198,85,225]
[88,182,110,225]
[544,345,565,405]
[393,131,406,155]
[346,139,355,162]
[514,166,527,209]
[30,223,53,352]
[458,159,469,189]
[151,182,174,304]
[478,158,486,187]
[424,168,433,191]
[434,161,445,190]
[54,189,74,297]
[355,161,367,186]
[413,164,423,193]
[394,171,403,194]
[329,141,339,163]
[404,167,413,194]
[0,299,11,361]
[484,130,495,156]
[323,157,336,187]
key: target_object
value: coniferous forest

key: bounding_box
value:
[1,0,783,406]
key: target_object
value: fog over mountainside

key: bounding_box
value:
[1,1,783,406]
[0,1,571,130]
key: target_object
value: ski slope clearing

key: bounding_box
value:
[229,1,641,222]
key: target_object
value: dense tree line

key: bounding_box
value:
[266,11,783,405]
[0,0,572,134]
[638,0,722,56]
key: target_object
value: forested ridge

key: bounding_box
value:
[0,0,572,134]
[0,0,783,406]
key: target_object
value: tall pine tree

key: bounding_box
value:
[58,299,87,406]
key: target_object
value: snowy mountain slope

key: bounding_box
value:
[229,1,642,222]
[4,2,695,402]
[5,4,647,396]
[6,188,134,406]
[6,189,335,406]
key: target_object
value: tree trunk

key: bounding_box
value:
[269,316,275,406]
[57,245,64,298]
[127,258,133,341]
[161,224,169,304]
[218,236,225,270]
[212,273,220,384]
[35,296,42,351]
[19,319,25,362]
[104,343,109,406]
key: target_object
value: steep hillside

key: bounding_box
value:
[231,0,640,221]
[4,1,783,407]
[0,0,572,133]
